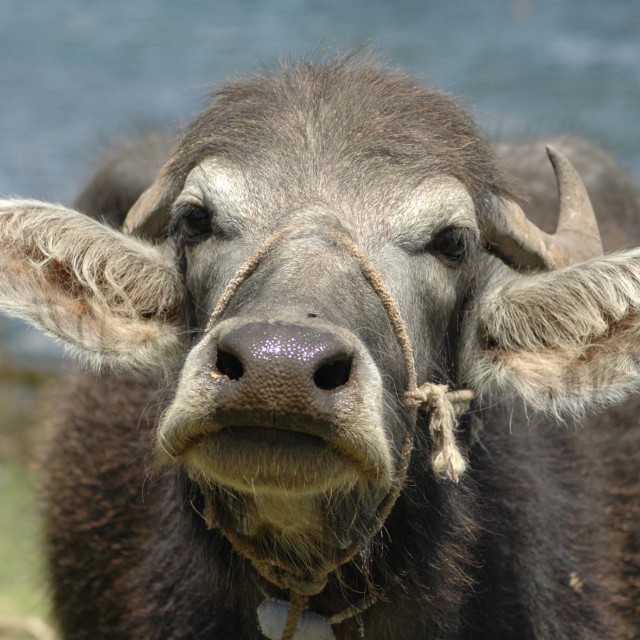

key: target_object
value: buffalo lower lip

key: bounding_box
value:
[187,429,362,493]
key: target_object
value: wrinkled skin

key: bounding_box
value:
[0,59,637,639]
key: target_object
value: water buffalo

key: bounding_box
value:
[0,55,639,639]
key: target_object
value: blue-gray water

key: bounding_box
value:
[0,0,639,363]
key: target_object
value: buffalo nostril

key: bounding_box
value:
[313,358,352,391]
[215,349,244,381]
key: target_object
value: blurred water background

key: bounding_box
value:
[0,0,638,629]
[0,0,639,364]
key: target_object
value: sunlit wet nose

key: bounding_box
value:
[214,320,353,397]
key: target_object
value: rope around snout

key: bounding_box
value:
[206,225,476,640]
[207,226,474,483]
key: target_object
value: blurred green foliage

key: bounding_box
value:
[0,362,57,637]
[0,460,46,619]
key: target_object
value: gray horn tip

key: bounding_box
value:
[545,144,603,263]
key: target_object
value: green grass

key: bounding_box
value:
[0,360,59,638]
[0,460,48,619]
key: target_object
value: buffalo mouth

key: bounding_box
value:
[180,416,386,494]
[216,424,328,448]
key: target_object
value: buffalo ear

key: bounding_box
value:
[122,160,176,240]
[465,250,640,415]
[0,199,185,372]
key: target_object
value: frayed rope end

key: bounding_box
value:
[405,383,475,483]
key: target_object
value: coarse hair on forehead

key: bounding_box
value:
[168,51,510,214]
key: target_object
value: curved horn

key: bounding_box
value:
[484,146,604,270]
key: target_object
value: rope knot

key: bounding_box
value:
[405,383,475,483]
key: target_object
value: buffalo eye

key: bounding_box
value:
[170,204,224,243]
[183,206,212,238]
[429,227,467,266]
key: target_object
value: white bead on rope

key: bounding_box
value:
[258,600,336,640]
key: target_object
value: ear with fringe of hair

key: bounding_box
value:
[0,199,185,371]
[464,249,640,416]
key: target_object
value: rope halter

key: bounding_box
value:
[205,225,476,640]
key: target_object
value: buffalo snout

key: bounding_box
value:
[157,317,394,493]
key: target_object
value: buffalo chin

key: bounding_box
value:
[194,466,389,580]
[176,421,397,576]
